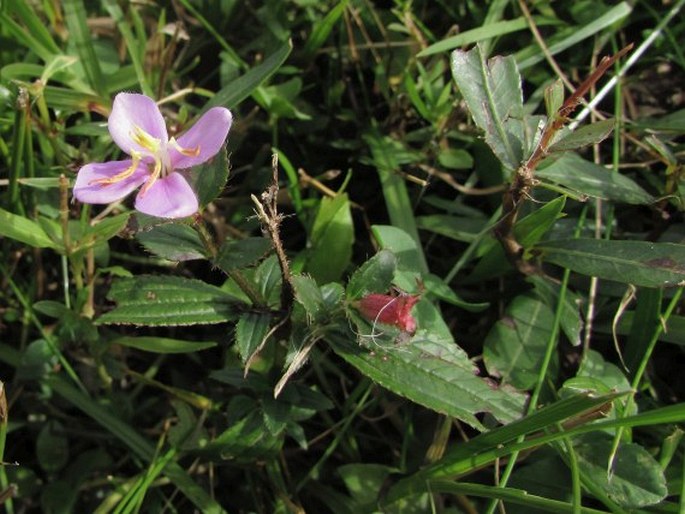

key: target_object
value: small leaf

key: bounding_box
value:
[111,336,217,354]
[0,207,60,249]
[291,274,326,323]
[544,79,564,118]
[549,119,615,152]
[483,294,557,389]
[235,312,272,364]
[536,153,653,205]
[191,145,229,207]
[97,275,244,326]
[574,433,667,508]
[215,237,272,272]
[437,148,474,169]
[137,223,207,261]
[535,239,685,288]
[346,249,397,300]
[306,193,354,283]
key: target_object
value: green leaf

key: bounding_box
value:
[331,301,528,429]
[303,0,349,58]
[235,312,272,363]
[371,225,425,288]
[536,153,653,205]
[483,294,557,389]
[346,250,397,300]
[191,145,229,207]
[97,275,244,326]
[110,336,217,354]
[204,40,293,112]
[451,44,525,170]
[437,148,474,170]
[136,223,207,262]
[0,207,60,249]
[291,274,326,323]
[535,239,685,288]
[215,237,272,272]
[63,0,105,96]
[549,119,615,152]
[529,275,583,347]
[574,433,667,508]
[306,193,354,283]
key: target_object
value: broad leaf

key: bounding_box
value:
[574,433,667,508]
[483,294,557,389]
[549,119,615,152]
[235,312,272,364]
[215,237,272,272]
[97,275,244,326]
[330,301,527,429]
[535,239,685,288]
[191,145,229,207]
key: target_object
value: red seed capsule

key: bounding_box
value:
[356,293,419,334]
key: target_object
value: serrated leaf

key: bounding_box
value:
[346,249,397,300]
[291,274,326,323]
[97,275,244,326]
[136,223,207,261]
[0,207,60,249]
[549,119,615,152]
[483,294,557,390]
[306,193,354,283]
[331,301,527,429]
[537,153,653,205]
[535,239,685,288]
[110,336,217,353]
[574,433,667,508]
[235,312,272,364]
[451,45,525,169]
[215,237,272,272]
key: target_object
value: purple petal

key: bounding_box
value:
[170,107,232,169]
[134,172,198,218]
[73,160,148,204]
[108,93,168,155]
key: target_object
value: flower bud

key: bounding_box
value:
[355,293,419,334]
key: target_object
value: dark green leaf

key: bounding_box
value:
[291,274,326,323]
[549,119,615,152]
[346,249,397,300]
[331,301,527,429]
[535,239,685,288]
[97,275,244,326]
[136,223,207,261]
[451,44,525,169]
[36,421,69,473]
[235,312,272,363]
[216,237,272,273]
[483,294,557,390]
[111,336,217,353]
[191,145,229,207]
[575,433,667,508]
[0,207,60,249]
[537,153,653,205]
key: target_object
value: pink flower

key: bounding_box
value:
[73,93,232,218]
[355,293,419,334]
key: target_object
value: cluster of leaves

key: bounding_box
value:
[1,0,685,513]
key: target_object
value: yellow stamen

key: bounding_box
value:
[138,157,162,197]
[170,137,201,157]
[132,126,161,153]
[90,152,141,186]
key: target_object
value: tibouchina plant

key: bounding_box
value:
[73,93,232,218]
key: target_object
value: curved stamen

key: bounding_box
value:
[90,152,142,186]
[131,126,161,153]
[170,137,201,157]
[138,157,163,197]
